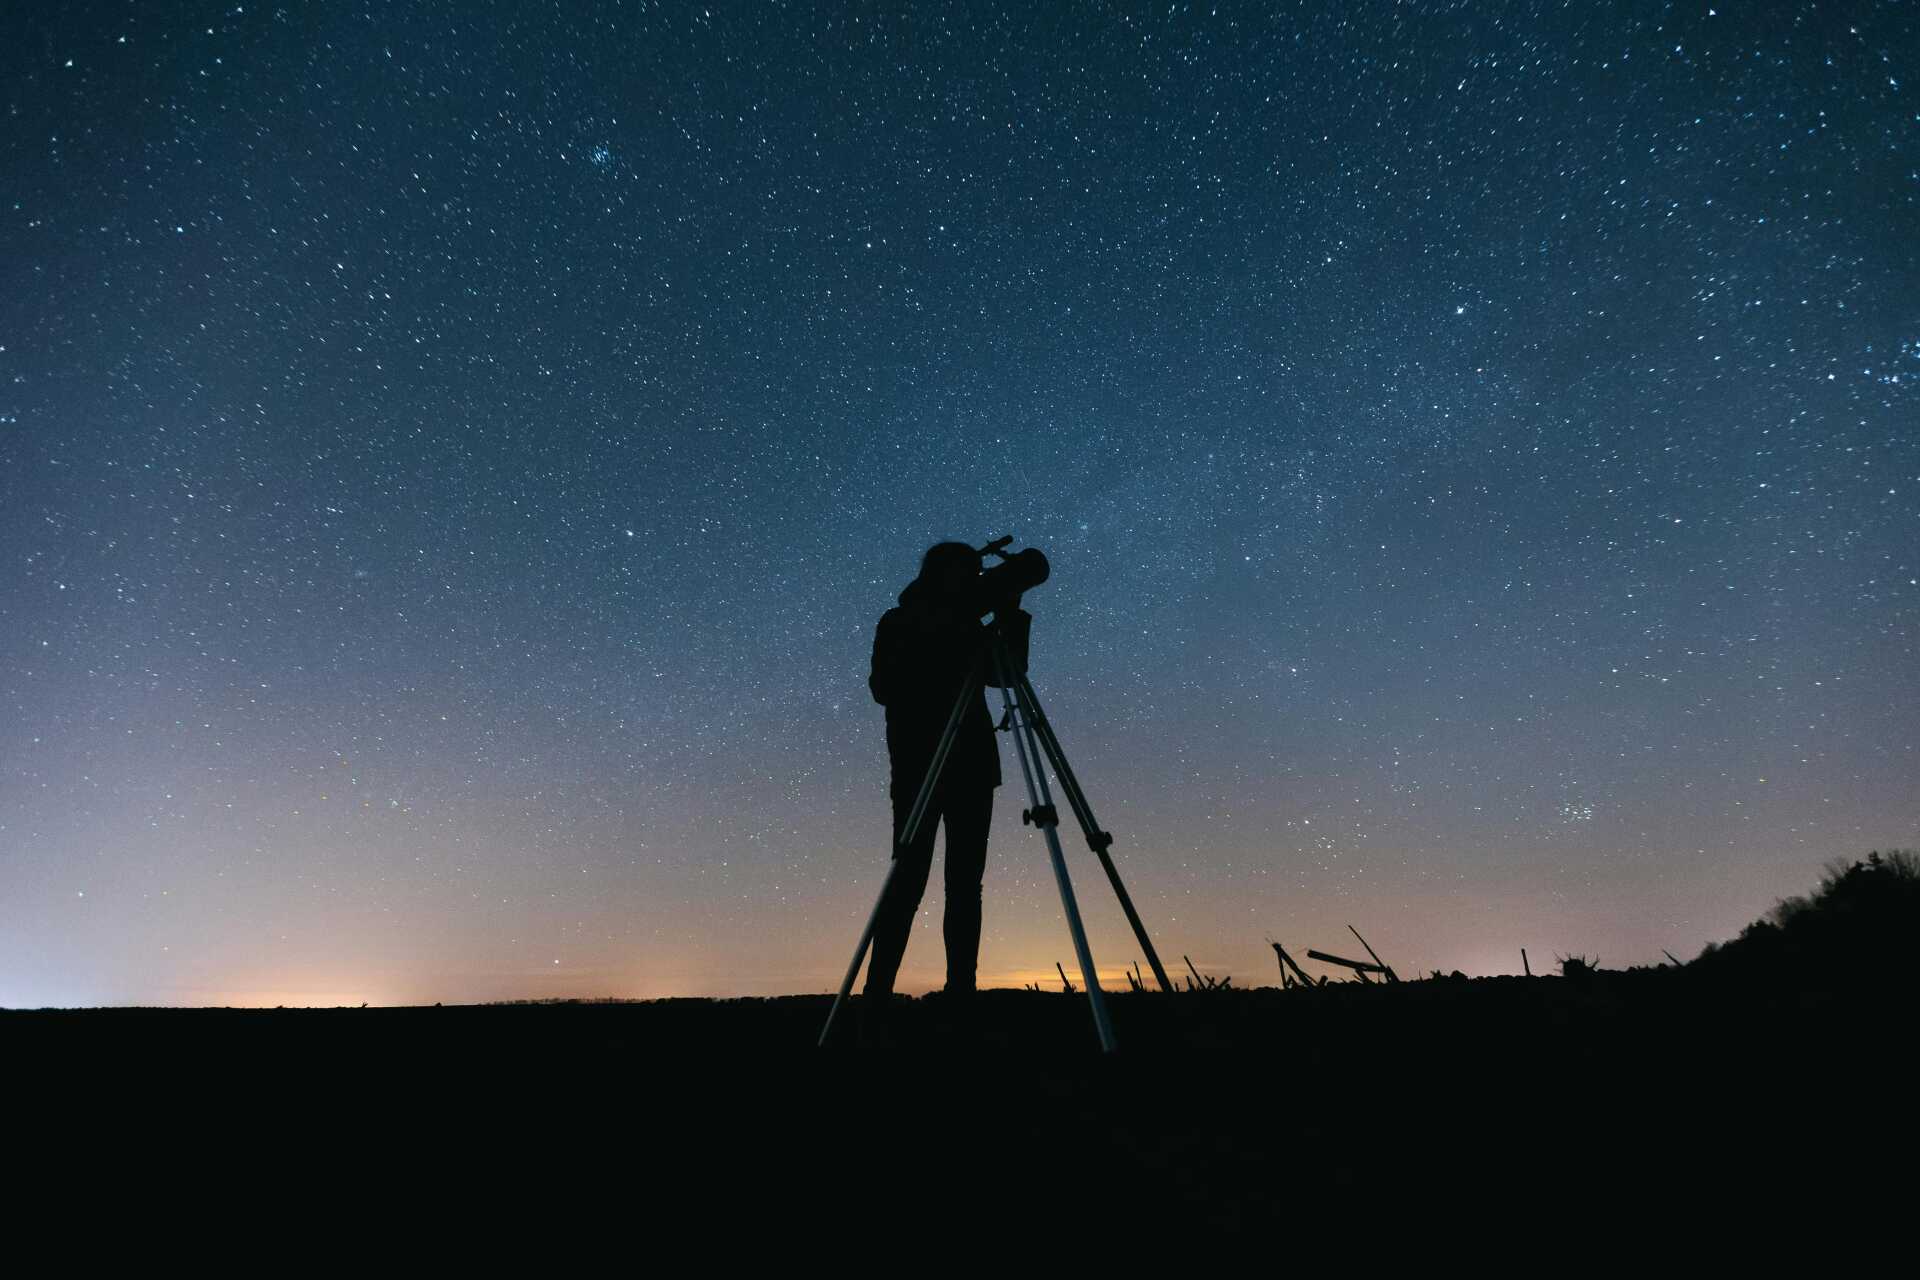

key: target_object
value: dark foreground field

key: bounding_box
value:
[11,965,1912,1238]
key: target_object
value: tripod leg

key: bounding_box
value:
[819,655,987,1048]
[992,641,1117,1053]
[817,858,904,1048]
[1017,671,1177,995]
[897,655,986,862]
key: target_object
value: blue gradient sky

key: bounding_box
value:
[3,1,1914,1006]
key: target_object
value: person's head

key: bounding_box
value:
[918,541,980,599]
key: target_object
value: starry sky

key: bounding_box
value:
[3,1,1914,1008]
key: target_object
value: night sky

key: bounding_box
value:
[3,2,1914,1008]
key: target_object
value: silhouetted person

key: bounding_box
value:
[864,542,1030,1008]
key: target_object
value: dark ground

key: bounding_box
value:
[10,969,1912,1239]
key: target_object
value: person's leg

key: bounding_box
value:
[940,785,994,994]
[864,786,941,998]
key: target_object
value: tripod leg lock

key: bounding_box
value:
[1022,804,1059,829]
[1089,830,1114,853]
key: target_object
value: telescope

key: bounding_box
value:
[965,536,1048,618]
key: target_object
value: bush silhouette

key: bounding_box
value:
[1697,850,1919,984]
[1556,954,1600,981]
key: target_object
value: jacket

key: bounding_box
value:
[869,577,1031,797]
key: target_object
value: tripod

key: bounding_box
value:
[818,613,1174,1053]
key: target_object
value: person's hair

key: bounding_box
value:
[918,541,977,582]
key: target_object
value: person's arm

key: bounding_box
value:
[869,610,902,706]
